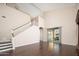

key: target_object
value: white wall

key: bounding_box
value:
[12,25,40,47]
[45,6,78,46]
[38,16,45,28]
[0,19,11,42]
[0,5,30,30]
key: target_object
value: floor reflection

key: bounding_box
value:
[48,42,61,55]
[48,42,54,51]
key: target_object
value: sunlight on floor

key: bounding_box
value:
[48,42,54,51]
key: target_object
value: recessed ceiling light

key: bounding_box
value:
[2,16,6,18]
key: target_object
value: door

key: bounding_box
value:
[47,27,61,44]
[47,30,54,43]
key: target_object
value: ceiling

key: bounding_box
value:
[7,3,77,17]
[33,3,76,12]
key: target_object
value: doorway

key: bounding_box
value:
[39,27,43,42]
[47,27,61,44]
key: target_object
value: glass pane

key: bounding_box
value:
[48,30,53,42]
[53,28,60,43]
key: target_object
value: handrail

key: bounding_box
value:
[11,21,32,37]
[12,21,31,31]
[11,19,38,37]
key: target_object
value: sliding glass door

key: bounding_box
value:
[48,30,54,43]
[47,27,61,44]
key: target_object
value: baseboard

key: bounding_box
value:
[61,43,76,47]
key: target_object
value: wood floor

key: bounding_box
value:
[0,42,79,56]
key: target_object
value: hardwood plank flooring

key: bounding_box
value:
[0,42,78,56]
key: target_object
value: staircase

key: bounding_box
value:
[0,4,38,54]
[0,41,13,52]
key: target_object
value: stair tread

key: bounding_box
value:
[0,48,13,52]
[0,41,12,44]
[0,44,12,47]
[0,46,12,50]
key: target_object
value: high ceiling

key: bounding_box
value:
[33,3,76,12]
[7,3,77,17]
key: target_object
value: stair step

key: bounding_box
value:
[0,48,13,52]
[0,44,12,47]
[0,43,12,46]
[0,41,11,44]
[0,45,12,50]
[0,41,13,52]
